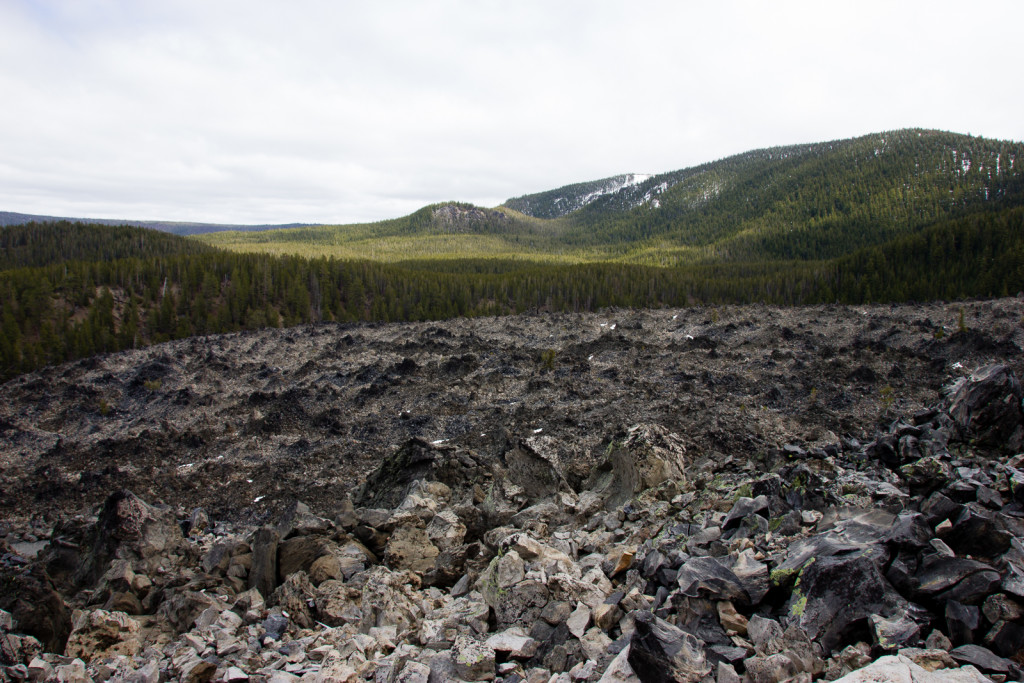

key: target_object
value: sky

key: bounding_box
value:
[1,1,1023,226]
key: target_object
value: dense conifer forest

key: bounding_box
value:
[2,129,1023,380]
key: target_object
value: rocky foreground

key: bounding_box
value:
[2,300,1024,682]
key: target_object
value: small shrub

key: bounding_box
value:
[540,349,556,371]
[143,379,162,391]
[880,385,896,411]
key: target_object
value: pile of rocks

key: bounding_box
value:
[2,364,1024,682]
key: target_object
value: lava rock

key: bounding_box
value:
[627,610,710,683]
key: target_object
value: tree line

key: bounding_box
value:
[2,209,1022,381]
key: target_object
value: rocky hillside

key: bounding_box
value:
[2,299,1024,682]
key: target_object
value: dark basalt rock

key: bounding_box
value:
[354,437,447,510]
[628,610,710,683]
[0,563,70,653]
[944,364,1024,452]
[722,496,770,531]
[984,619,1024,659]
[786,549,907,653]
[675,556,750,605]
[949,643,1014,674]
[881,513,934,551]
[914,555,1000,604]
[945,600,980,645]
[920,491,963,526]
[248,526,280,601]
[944,504,1013,560]
[74,489,184,590]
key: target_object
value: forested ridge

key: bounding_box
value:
[2,129,1023,380]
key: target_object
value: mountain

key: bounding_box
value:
[499,128,1024,263]
[3,128,1024,380]
[0,211,309,236]
[198,129,1024,267]
[503,173,654,219]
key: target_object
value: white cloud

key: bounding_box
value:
[1,0,1022,225]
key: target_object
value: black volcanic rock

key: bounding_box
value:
[628,610,710,683]
[944,364,1024,451]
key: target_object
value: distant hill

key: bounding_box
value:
[3,128,1024,381]
[0,211,310,236]
[198,129,1024,268]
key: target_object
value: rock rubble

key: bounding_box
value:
[3,358,1024,681]
[3,301,1024,682]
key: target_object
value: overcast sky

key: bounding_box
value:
[2,1,1022,226]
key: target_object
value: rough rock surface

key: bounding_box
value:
[0,300,1023,682]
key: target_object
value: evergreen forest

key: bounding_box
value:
[2,129,1023,380]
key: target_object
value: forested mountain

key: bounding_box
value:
[2,129,1023,380]
[200,129,1024,266]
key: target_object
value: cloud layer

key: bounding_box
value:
[2,1,1022,225]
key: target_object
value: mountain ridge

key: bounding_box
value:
[196,128,1024,266]
[0,211,310,236]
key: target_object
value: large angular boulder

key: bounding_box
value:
[627,610,710,683]
[0,564,71,653]
[63,609,141,662]
[787,549,908,653]
[944,364,1024,451]
[74,490,184,588]
[586,424,688,510]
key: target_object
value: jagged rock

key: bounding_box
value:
[983,619,1024,659]
[945,601,980,646]
[944,364,1024,451]
[747,615,786,657]
[249,526,280,600]
[485,629,538,659]
[271,571,316,628]
[501,533,578,578]
[493,580,551,628]
[586,425,688,510]
[675,557,749,605]
[53,658,90,683]
[567,603,592,639]
[156,588,221,633]
[0,563,71,653]
[426,509,467,552]
[75,490,184,588]
[723,496,770,531]
[359,566,423,633]
[277,534,335,582]
[831,654,990,682]
[943,504,1012,559]
[384,525,440,574]
[978,593,1019,626]
[896,648,958,672]
[63,609,141,661]
[452,634,496,681]
[915,556,1001,604]
[716,601,747,636]
[730,549,769,604]
[786,549,907,653]
[900,458,955,498]
[597,646,639,683]
[743,653,801,683]
[870,613,921,652]
[627,611,710,683]
[948,644,1014,674]
[593,602,623,631]
[580,625,613,661]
